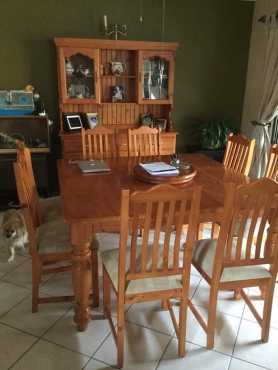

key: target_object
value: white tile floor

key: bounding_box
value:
[0,232,277,370]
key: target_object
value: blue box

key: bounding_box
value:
[0,90,34,116]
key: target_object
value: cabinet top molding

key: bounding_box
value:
[54,38,179,51]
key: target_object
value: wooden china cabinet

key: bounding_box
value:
[54,38,178,159]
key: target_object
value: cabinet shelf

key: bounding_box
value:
[101,75,136,79]
[0,148,50,154]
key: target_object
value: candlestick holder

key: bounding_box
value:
[103,15,127,40]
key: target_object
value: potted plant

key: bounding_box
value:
[199,119,237,162]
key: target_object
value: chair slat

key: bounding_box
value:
[163,200,176,270]
[81,127,117,160]
[265,144,278,182]
[223,134,255,175]
[128,126,160,157]
[152,201,164,270]
[141,201,152,272]
[173,200,187,269]
[130,216,139,273]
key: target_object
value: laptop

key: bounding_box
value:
[77,160,110,173]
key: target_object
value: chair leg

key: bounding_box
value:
[261,281,275,342]
[117,300,125,369]
[178,295,187,357]
[32,258,41,313]
[161,300,168,310]
[103,267,111,318]
[91,248,99,307]
[233,288,241,300]
[207,285,218,349]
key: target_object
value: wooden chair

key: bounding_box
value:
[16,141,62,224]
[265,144,278,182]
[13,161,99,312]
[101,184,202,368]
[223,133,255,176]
[199,133,256,239]
[190,178,278,349]
[81,126,117,160]
[128,126,160,156]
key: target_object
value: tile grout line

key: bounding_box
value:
[3,302,75,370]
[0,256,31,280]
[41,336,91,358]
[155,333,173,370]
[228,289,252,370]
[0,256,31,281]
[231,355,272,370]
[87,332,113,365]
[7,336,41,370]
[0,291,31,320]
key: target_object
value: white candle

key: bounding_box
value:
[104,15,108,29]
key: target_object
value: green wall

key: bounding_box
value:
[0,0,253,153]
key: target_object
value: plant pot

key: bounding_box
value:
[196,149,225,163]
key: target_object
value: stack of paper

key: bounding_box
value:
[139,162,179,176]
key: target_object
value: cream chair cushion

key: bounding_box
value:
[102,247,182,295]
[37,219,99,255]
[193,239,271,282]
[39,196,63,223]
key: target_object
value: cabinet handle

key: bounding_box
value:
[95,72,98,82]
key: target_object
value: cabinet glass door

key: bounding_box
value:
[138,51,174,104]
[59,48,100,104]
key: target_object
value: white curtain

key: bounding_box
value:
[251,15,278,178]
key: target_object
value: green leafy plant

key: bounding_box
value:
[200,119,237,150]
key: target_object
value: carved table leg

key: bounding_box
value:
[71,222,92,331]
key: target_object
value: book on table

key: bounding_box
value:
[139,162,179,176]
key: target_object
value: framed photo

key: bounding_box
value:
[155,118,167,131]
[86,113,99,129]
[112,85,124,102]
[64,114,83,131]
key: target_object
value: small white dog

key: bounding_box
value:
[1,209,28,263]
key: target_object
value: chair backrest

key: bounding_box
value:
[214,178,278,277]
[128,126,160,156]
[16,141,37,190]
[81,126,117,160]
[13,161,39,254]
[265,144,278,182]
[223,133,255,175]
[117,184,202,294]
[15,141,41,224]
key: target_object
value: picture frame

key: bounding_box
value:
[155,118,167,131]
[86,112,99,129]
[112,85,124,102]
[64,114,83,131]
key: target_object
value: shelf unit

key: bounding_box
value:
[55,38,179,157]
[0,115,51,205]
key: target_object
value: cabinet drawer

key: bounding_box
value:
[61,134,82,159]
[61,131,177,158]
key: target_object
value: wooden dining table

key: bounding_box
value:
[58,153,249,331]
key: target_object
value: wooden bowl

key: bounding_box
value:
[134,164,197,185]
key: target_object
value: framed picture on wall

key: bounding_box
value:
[86,113,99,129]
